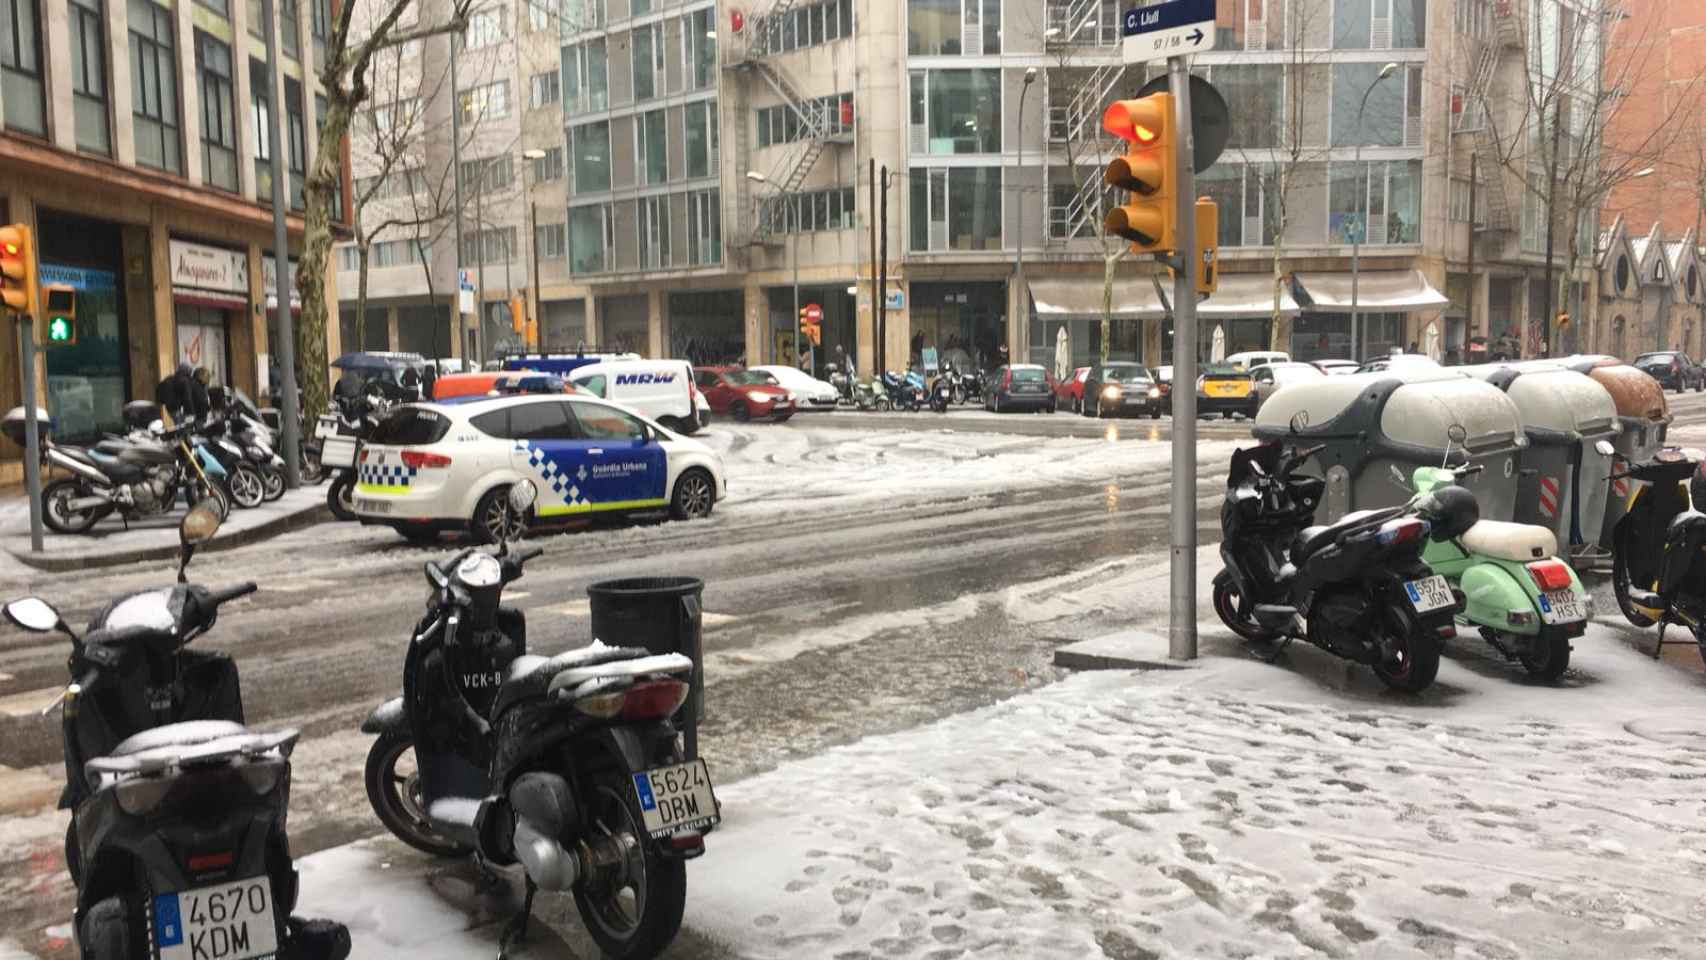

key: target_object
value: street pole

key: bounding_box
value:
[1350,65,1395,363]
[476,157,486,366]
[18,317,41,551]
[1168,55,1199,662]
[792,213,800,370]
[878,165,888,374]
[1017,69,1036,368]
[1467,152,1478,348]
[868,157,877,378]
[264,0,300,488]
[450,37,466,360]
[530,199,540,350]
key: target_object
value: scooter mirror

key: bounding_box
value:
[181,498,224,546]
[509,479,539,513]
[3,596,61,633]
[1595,440,1616,457]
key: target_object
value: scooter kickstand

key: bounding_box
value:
[496,875,538,960]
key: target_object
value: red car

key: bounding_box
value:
[693,366,797,422]
[1054,366,1090,412]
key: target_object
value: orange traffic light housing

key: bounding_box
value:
[799,307,822,346]
[1102,94,1177,254]
[509,295,526,335]
[0,223,38,318]
[1194,198,1218,295]
[43,285,77,345]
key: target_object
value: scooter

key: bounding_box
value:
[928,367,954,413]
[1609,446,1706,664]
[3,500,348,959]
[361,481,716,958]
[852,379,892,411]
[882,371,923,412]
[1404,426,1594,681]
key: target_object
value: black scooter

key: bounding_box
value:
[361,481,717,959]
[3,501,348,959]
[1609,447,1706,664]
[1212,415,1475,692]
[881,371,922,412]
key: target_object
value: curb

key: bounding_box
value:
[1052,631,1199,672]
[5,501,332,572]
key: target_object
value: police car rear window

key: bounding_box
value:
[368,407,451,446]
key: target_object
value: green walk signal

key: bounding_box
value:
[41,284,76,346]
[47,316,71,342]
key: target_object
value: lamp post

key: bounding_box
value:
[747,171,800,368]
[1350,61,1398,362]
[1016,66,1038,367]
[522,148,547,351]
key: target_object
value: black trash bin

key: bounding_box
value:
[587,576,705,758]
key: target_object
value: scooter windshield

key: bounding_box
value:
[101,589,181,634]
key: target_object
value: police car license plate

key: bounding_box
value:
[1538,589,1585,625]
[1404,575,1454,613]
[356,498,392,515]
[632,760,720,838]
[153,877,277,960]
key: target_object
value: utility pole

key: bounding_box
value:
[878,165,889,375]
[1166,56,1199,662]
[263,0,300,488]
[18,316,41,551]
[450,35,466,360]
[868,157,877,378]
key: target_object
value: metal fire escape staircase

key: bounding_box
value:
[1046,0,1107,45]
[1459,3,1527,234]
[1048,62,1126,243]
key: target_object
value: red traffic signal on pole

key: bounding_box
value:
[0,223,38,318]
[1102,94,1178,254]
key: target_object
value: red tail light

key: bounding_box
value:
[401,450,452,469]
[1527,559,1572,592]
[621,679,691,720]
[187,851,234,872]
[358,449,369,463]
[1375,518,1428,546]
[1000,370,1013,390]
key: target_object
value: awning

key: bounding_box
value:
[171,286,247,310]
[1198,273,1299,319]
[1292,269,1450,311]
[1029,275,1165,320]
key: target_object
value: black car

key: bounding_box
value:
[985,364,1056,413]
[1633,351,1706,393]
[1082,362,1162,419]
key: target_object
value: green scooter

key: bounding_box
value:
[1400,425,1594,681]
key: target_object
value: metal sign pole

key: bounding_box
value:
[18,316,42,551]
[264,0,300,488]
[1167,54,1199,661]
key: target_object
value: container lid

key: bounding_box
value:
[1585,363,1670,422]
[1255,369,1459,437]
[1378,376,1526,454]
[1457,365,1618,436]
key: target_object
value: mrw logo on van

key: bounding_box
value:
[615,372,676,385]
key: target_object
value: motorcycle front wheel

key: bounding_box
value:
[228,462,267,509]
[1212,570,1278,642]
[1611,522,1659,627]
[41,477,101,534]
[363,733,474,858]
[573,779,687,960]
[259,462,286,502]
[326,474,357,522]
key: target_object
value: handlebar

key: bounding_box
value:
[205,582,258,606]
[74,668,99,694]
[1457,463,1486,476]
[514,546,543,563]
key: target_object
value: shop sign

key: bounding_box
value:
[263,257,303,310]
[169,240,248,295]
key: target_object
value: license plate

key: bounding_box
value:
[1538,589,1585,625]
[1403,575,1454,613]
[356,498,392,515]
[632,760,721,838]
[153,877,277,960]
[1205,381,1250,398]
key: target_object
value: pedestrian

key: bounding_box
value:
[190,367,213,423]
[420,362,438,401]
[400,364,422,401]
[155,362,194,424]
[334,366,366,411]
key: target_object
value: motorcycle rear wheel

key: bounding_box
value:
[1371,604,1440,693]
[259,463,286,502]
[326,474,357,522]
[1517,630,1572,682]
[299,445,325,485]
[1610,522,1659,627]
[573,780,687,960]
[1212,571,1278,642]
[228,462,266,509]
[42,478,101,534]
[363,732,474,858]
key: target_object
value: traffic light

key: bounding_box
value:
[1194,198,1218,295]
[799,306,822,346]
[1102,94,1177,254]
[510,295,526,335]
[0,223,38,318]
[42,285,76,345]
[1555,311,1571,331]
[524,315,538,349]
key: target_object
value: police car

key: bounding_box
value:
[351,393,727,543]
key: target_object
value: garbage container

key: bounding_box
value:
[1577,361,1672,548]
[1253,370,1526,524]
[587,576,705,758]
[1457,362,1619,554]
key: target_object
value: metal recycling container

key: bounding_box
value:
[1252,370,1526,524]
[1567,359,1672,546]
[1457,362,1619,551]
[587,576,705,758]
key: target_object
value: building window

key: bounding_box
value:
[908,0,995,55]
[464,5,507,49]
[1196,163,1280,247]
[459,81,510,123]
[367,97,420,137]
[639,109,666,185]
[569,203,611,274]
[685,7,716,91]
[686,189,721,266]
[759,186,855,235]
[1329,159,1421,245]
[756,92,852,148]
[632,22,662,102]
[571,120,610,194]
[197,31,239,192]
[527,0,556,31]
[912,69,1000,155]
[910,166,1001,251]
[530,71,560,109]
[640,195,669,269]
[1336,0,1427,50]
[285,78,306,209]
[767,0,852,54]
[536,221,566,258]
[532,146,564,182]
[1329,61,1414,147]
[280,0,299,59]
[316,92,342,220]
[460,155,515,193]
[250,58,272,199]
[197,0,228,16]
[563,0,604,31]
[462,226,517,264]
[685,99,714,178]
[347,238,431,270]
[1213,64,1283,150]
[311,0,330,64]
[1,0,44,136]
[68,0,109,154]
[130,0,182,173]
[564,39,607,113]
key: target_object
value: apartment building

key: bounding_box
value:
[0,0,348,464]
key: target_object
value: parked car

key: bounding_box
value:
[1056,367,1091,412]
[567,359,703,433]
[1251,361,1327,410]
[1312,359,1360,376]
[1082,362,1163,419]
[1223,350,1290,372]
[984,364,1056,413]
[1154,365,1174,411]
[753,365,841,410]
[1633,351,1706,393]
[1356,353,1441,375]
[1197,364,1259,419]
[350,393,727,543]
[694,366,797,422]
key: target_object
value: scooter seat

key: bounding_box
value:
[88,721,297,784]
[491,642,658,716]
[1292,509,1387,562]
[111,720,248,755]
[1458,520,1556,563]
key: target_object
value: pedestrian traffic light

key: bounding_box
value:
[1102,94,1177,255]
[42,285,76,345]
[0,223,38,318]
[1195,198,1219,295]
[524,316,538,349]
[510,295,525,335]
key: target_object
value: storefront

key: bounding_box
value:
[910,281,1006,372]
[1289,270,1449,362]
[169,239,248,390]
[671,290,744,366]
[1029,276,1160,371]
[763,286,855,373]
[37,210,128,440]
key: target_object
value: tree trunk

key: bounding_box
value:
[355,241,371,353]
[1540,103,1563,357]
[1100,250,1114,366]
[295,96,357,423]
[1270,167,1291,351]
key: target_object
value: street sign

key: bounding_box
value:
[803,303,822,323]
[1122,0,1217,63]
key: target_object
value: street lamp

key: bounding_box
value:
[1016,67,1038,367]
[748,171,802,368]
[522,148,547,351]
[1350,61,1398,362]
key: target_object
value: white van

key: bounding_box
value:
[567,359,703,434]
[1223,350,1290,372]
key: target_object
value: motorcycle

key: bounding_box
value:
[928,368,954,413]
[25,411,230,535]
[826,363,855,405]
[321,388,392,522]
[881,371,923,412]
[1609,446,1706,664]
[361,481,716,958]
[1402,425,1593,681]
[957,368,984,405]
[2,500,349,959]
[1212,413,1473,692]
[852,379,892,412]
[228,388,311,490]
[192,420,268,510]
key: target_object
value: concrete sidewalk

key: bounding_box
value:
[0,486,330,572]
